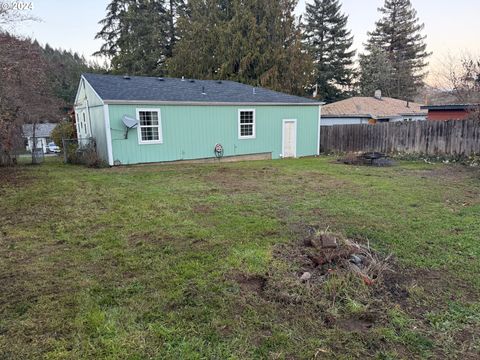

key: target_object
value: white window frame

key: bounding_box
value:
[136,108,163,145]
[238,109,256,139]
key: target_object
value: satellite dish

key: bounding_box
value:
[122,115,138,139]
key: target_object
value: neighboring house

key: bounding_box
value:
[74,73,322,166]
[421,104,479,121]
[22,123,57,153]
[321,91,427,126]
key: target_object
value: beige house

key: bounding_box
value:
[321,91,427,126]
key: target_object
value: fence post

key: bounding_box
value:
[62,138,67,164]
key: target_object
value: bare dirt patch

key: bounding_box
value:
[336,317,375,333]
[230,272,266,295]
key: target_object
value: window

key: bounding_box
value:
[238,109,255,139]
[137,109,162,144]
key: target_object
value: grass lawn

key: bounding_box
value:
[1,156,479,359]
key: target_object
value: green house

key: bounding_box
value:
[74,74,322,166]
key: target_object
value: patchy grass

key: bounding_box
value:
[0,156,479,359]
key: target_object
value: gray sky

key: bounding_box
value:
[14,0,480,82]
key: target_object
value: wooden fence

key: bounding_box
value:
[320,120,480,155]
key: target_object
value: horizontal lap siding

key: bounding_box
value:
[108,105,319,165]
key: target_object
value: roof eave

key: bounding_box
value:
[321,114,372,119]
[103,99,324,106]
[421,104,479,111]
[323,112,427,118]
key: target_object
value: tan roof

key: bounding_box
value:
[322,97,427,119]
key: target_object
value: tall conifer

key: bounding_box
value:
[304,0,355,102]
[363,0,430,99]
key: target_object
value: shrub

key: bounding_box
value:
[51,121,75,149]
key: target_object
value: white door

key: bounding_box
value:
[282,119,297,158]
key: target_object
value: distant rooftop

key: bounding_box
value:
[322,96,426,119]
[22,123,57,138]
[82,73,321,105]
[421,104,480,111]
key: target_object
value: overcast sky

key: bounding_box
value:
[13,0,480,81]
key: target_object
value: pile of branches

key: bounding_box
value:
[302,230,392,286]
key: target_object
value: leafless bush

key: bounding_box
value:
[63,139,107,168]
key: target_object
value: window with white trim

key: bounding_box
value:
[238,109,255,139]
[137,109,162,144]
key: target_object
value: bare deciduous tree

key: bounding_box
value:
[0,0,37,30]
[430,53,480,121]
[0,33,61,165]
[433,53,480,104]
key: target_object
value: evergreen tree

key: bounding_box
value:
[165,0,187,58]
[358,46,395,97]
[363,0,430,99]
[304,0,355,102]
[42,44,101,105]
[169,0,312,96]
[95,0,171,75]
[167,0,233,79]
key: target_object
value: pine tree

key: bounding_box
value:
[304,0,355,102]
[95,0,171,75]
[363,0,430,99]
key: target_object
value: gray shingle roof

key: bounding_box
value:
[22,123,57,138]
[82,73,319,105]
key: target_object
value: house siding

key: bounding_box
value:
[427,110,469,121]
[321,115,426,126]
[108,104,319,165]
[74,78,108,162]
[89,105,108,161]
[321,117,369,126]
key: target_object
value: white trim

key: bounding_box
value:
[74,109,81,138]
[136,108,163,144]
[74,78,84,105]
[317,105,321,156]
[238,109,256,139]
[85,99,93,137]
[104,104,114,166]
[282,119,297,158]
[82,76,105,105]
[105,99,324,106]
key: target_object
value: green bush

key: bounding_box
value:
[51,121,75,149]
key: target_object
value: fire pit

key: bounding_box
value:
[339,152,395,167]
[361,152,386,165]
